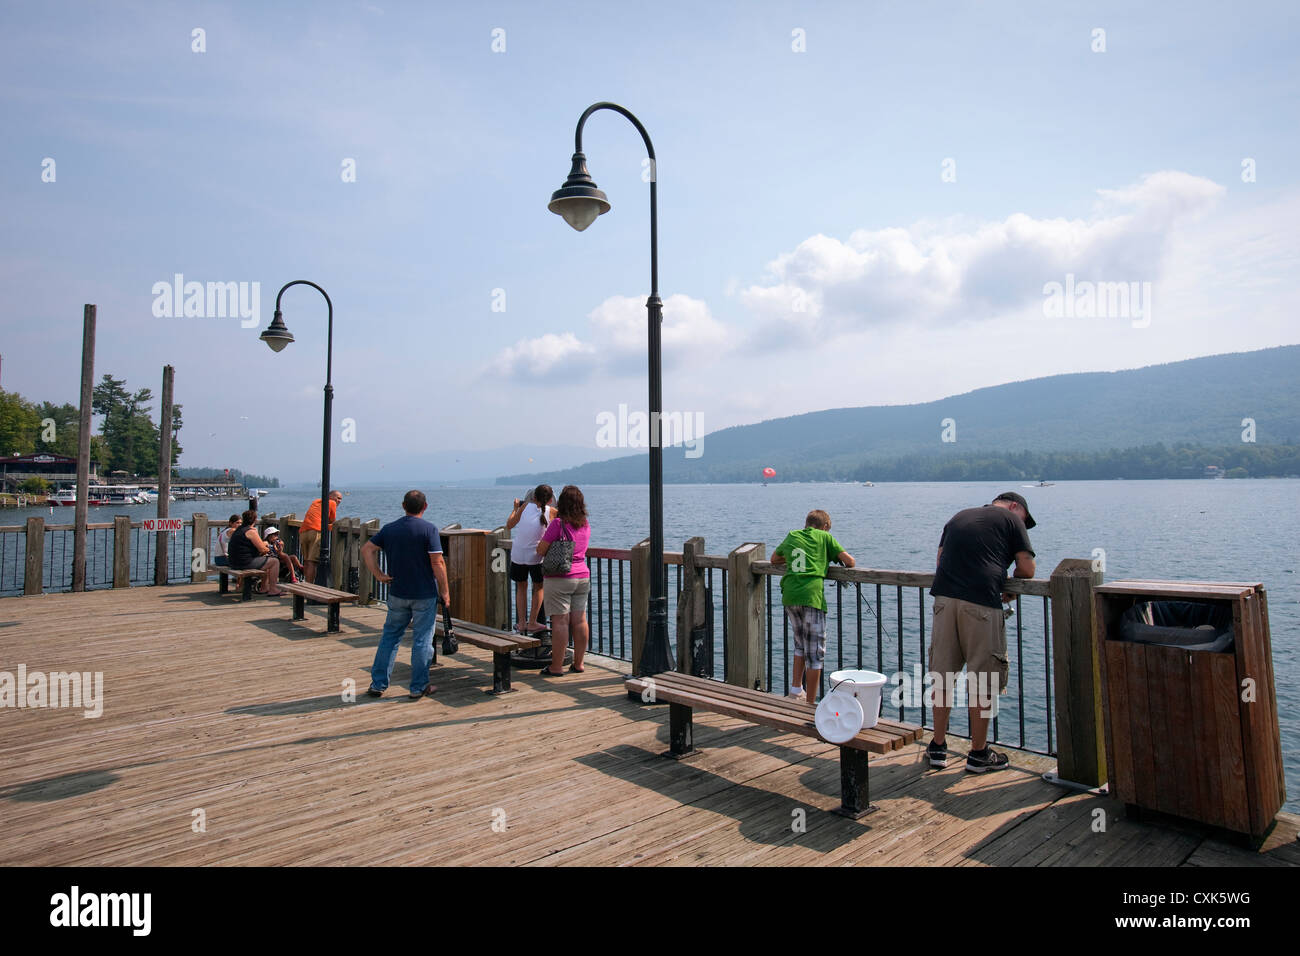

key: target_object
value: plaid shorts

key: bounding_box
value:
[787,605,827,667]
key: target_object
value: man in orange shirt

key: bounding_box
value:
[301,489,343,585]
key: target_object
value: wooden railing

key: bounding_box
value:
[0,517,1107,787]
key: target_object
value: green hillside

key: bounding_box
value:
[498,346,1300,484]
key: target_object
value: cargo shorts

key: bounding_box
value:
[787,605,827,668]
[928,596,1009,709]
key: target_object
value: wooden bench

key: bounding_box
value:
[434,615,542,695]
[209,566,266,601]
[624,672,923,818]
[280,581,360,633]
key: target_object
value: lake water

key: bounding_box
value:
[7,478,1297,811]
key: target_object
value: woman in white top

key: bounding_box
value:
[505,484,555,633]
[213,514,240,567]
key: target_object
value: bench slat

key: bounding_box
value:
[627,675,921,753]
[628,678,889,753]
[281,582,359,603]
[435,617,541,651]
[641,673,921,750]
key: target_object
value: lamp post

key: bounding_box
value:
[548,102,674,683]
[260,280,335,588]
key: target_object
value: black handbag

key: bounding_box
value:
[440,598,458,655]
[540,522,574,576]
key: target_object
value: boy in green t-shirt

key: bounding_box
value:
[772,510,856,703]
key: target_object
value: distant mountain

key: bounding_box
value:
[329,443,631,485]
[496,345,1300,484]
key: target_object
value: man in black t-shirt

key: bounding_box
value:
[926,492,1037,773]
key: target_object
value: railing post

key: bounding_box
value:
[24,516,45,596]
[357,519,379,604]
[191,513,209,583]
[629,538,650,675]
[442,528,489,625]
[342,517,361,593]
[677,537,707,675]
[725,542,766,690]
[331,515,346,590]
[1050,557,1106,789]
[113,516,131,588]
[485,525,510,630]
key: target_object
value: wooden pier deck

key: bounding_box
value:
[1,584,1296,867]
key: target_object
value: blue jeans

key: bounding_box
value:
[370,595,437,694]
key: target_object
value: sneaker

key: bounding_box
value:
[926,740,950,768]
[366,686,383,698]
[965,747,1009,773]
[787,691,806,701]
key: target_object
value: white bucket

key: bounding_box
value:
[828,670,887,729]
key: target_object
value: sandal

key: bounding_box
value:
[568,665,585,673]
[536,667,564,677]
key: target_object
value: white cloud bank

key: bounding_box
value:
[738,170,1227,344]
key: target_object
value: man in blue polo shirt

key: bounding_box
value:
[361,490,452,700]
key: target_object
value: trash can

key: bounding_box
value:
[1095,581,1286,840]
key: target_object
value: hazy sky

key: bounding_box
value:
[2,1,1297,481]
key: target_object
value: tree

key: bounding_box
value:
[35,401,80,457]
[169,404,184,466]
[19,476,49,494]
[0,390,40,456]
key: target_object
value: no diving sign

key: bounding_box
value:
[141,519,183,533]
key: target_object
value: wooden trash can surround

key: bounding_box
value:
[1095,580,1285,840]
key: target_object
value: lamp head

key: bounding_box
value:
[259,310,294,353]
[548,151,610,232]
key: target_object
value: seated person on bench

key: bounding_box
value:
[213,514,240,567]
[263,527,303,583]
[227,510,284,596]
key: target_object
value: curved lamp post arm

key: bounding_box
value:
[573,102,658,298]
[273,280,335,385]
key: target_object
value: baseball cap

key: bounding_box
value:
[993,492,1036,530]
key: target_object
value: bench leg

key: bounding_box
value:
[293,594,305,621]
[218,572,229,594]
[327,603,340,633]
[662,702,700,760]
[241,576,254,601]
[836,746,878,819]
[487,651,515,695]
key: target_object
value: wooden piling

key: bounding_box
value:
[1050,557,1106,788]
[112,516,131,588]
[485,526,510,630]
[24,516,45,596]
[357,519,379,604]
[71,304,95,592]
[677,537,707,675]
[726,542,766,689]
[629,538,650,674]
[191,513,209,582]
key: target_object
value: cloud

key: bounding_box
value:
[488,293,730,381]
[491,332,595,378]
[736,171,1227,345]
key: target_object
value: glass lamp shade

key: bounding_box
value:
[260,311,294,352]
[548,192,610,232]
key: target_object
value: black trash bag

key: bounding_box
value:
[1118,600,1234,652]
